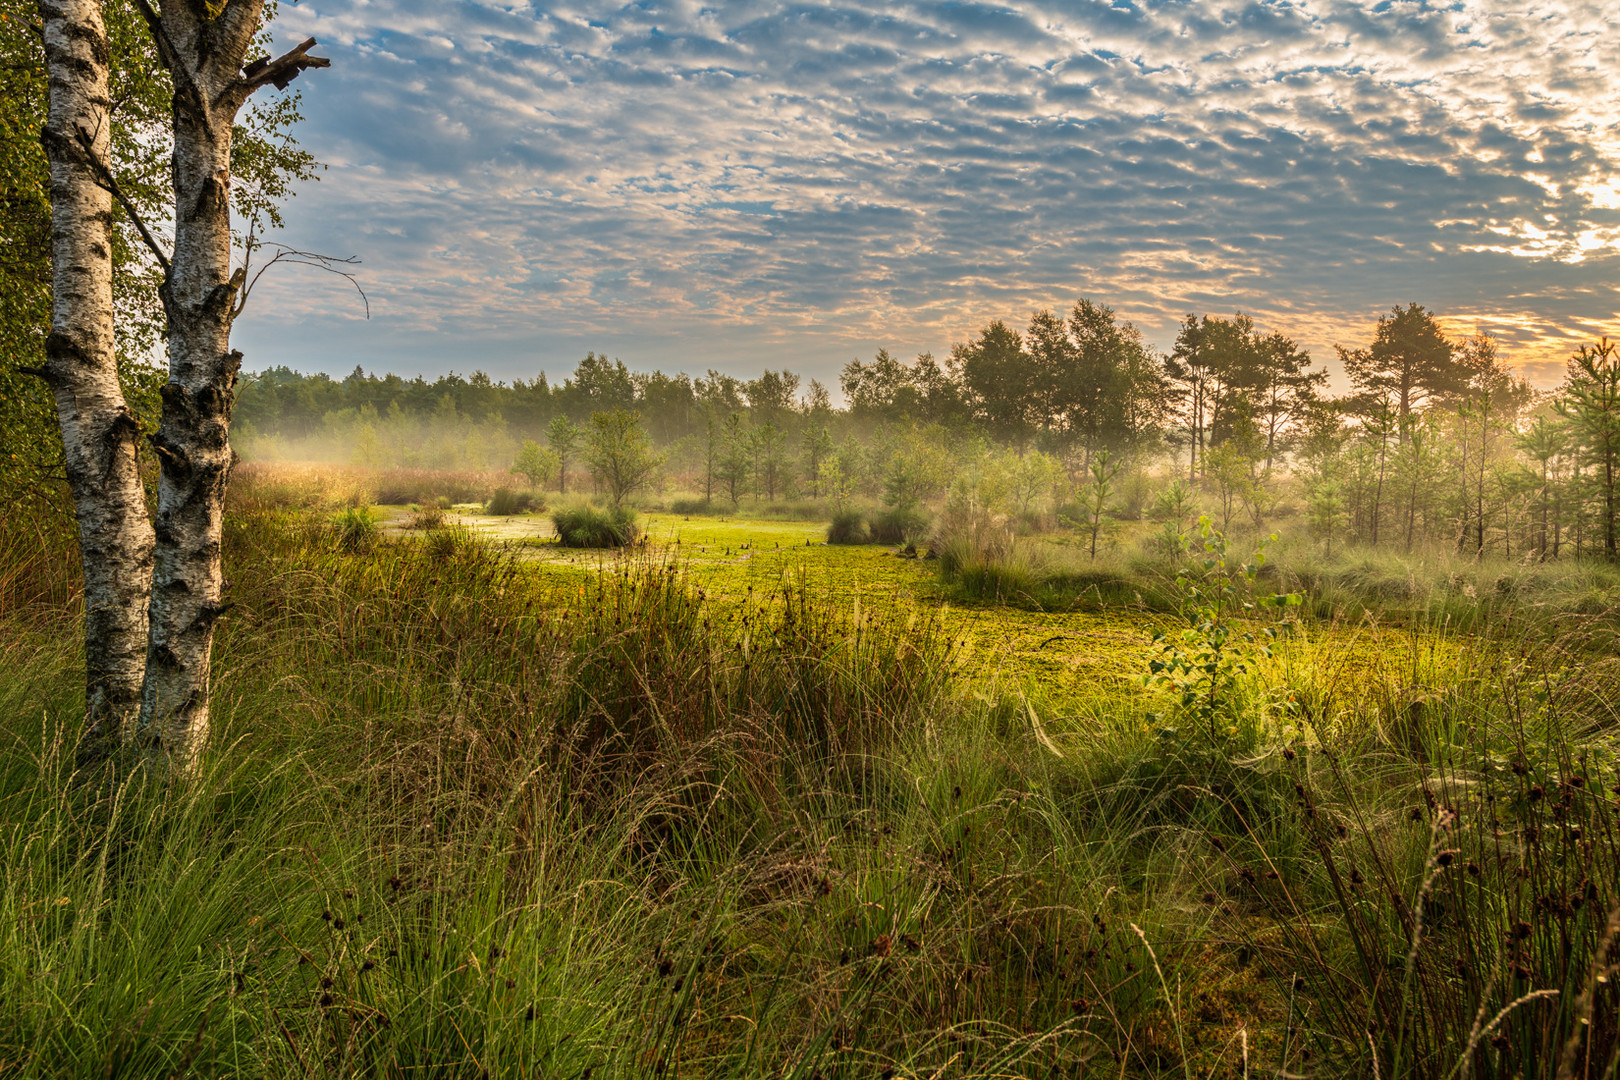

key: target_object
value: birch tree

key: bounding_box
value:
[129,2,328,761]
[36,0,157,764]
[19,0,319,766]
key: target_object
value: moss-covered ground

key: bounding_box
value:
[387,507,1464,726]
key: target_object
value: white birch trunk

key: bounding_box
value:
[137,2,325,766]
[38,0,157,766]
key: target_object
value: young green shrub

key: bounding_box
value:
[826,509,870,544]
[1143,518,1299,751]
[552,503,640,547]
[510,438,559,488]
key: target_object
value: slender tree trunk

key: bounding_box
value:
[703,420,714,502]
[39,0,157,766]
[141,33,238,759]
[1539,467,1549,562]
[1501,484,1510,559]
[1405,478,1417,553]
[1552,477,1561,559]
[1196,382,1207,482]
[1455,435,1470,554]
[1606,450,1616,558]
[136,3,327,764]
[1574,462,1584,558]
[1188,379,1201,483]
[1475,414,1487,555]
[1371,430,1386,546]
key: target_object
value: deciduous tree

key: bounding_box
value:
[133,1,330,762]
[546,415,582,494]
[585,409,662,509]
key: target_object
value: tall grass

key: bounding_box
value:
[1272,543,1620,631]
[3,473,1617,1077]
[11,505,1198,1076]
[484,486,544,515]
[933,512,1620,628]
[1176,618,1620,1079]
[934,507,1172,610]
[232,461,513,509]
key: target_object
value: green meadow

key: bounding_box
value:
[4,465,1613,1079]
[386,504,1463,713]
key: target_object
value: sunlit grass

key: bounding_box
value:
[2,466,1615,1077]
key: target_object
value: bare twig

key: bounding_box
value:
[232,243,368,321]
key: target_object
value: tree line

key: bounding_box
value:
[235,300,1619,563]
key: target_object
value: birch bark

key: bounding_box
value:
[38,0,157,765]
[135,1,326,765]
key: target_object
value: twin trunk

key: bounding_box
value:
[42,0,305,769]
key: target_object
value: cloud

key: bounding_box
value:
[232,0,1620,388]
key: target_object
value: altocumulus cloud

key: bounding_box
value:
[232,0,1620,387]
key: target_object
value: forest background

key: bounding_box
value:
[220,301,1614,564]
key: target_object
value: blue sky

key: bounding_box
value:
[233,0,1620,390]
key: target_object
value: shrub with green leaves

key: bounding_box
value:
[1144,517,1300,748]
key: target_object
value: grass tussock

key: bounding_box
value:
[869,506,931,545]
[403,498,450,530]
[826,509,870,545]
[552,503,641,547]
[331,505,381,553]
[484,486,544,516]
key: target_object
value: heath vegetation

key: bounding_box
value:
[3,5,1618,1074]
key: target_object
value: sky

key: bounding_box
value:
[233,0,1620,392]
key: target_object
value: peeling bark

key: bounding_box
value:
[136,1,326,766]
[38,0,157,766]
